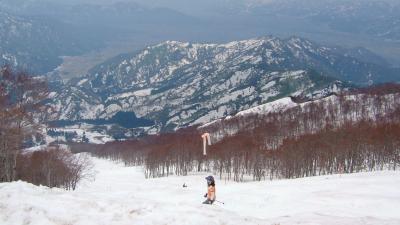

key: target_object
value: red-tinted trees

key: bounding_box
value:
[0,66,48,182]
[88,84,400,182]
[17,147,93,190]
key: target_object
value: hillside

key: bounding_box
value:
[48,36,400,135]
[200,87,400,142]
[83,84,400,180]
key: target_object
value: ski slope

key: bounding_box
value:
[1,156,400,225]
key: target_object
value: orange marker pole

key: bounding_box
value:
[201,133,211,155]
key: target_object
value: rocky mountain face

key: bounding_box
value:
[47,36,399,133]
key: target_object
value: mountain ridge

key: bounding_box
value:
[47,36,399,136]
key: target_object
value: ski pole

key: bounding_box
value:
[215,200,225,204]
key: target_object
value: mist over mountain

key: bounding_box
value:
[1,0,400,76]
[0,10,104,74]
[0,0,204,74]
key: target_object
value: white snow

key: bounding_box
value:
[77,78,88,86]
[23,144,70,153]
[47,92,58,98]
[1,157,400,225]
[281,70,306,80]
[235,97,296,117]
[105,104,122,116]
[261,80,276,91]
[217,87,255,105]
[107,89,153,101]
[133,88,153,97]
[227,70,252,87]
[191,109,223,126]
[23,145,47,152]
[49,126,114,144]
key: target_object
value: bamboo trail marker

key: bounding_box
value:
[201,133,212,155]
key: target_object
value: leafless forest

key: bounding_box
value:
[0,66,91,189]
[83,84,400,181]
[2,65,400,185]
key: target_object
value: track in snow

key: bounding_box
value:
[1,156,400,225]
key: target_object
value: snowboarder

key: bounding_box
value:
[203,175,216,204]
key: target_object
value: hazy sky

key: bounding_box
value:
[35,0,399,16]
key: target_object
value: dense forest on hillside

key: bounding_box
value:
[74,84,400,181]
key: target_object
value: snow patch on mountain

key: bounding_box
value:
[77,78,88,86]
[236,97,297,117]
[200,96,297,129]
[107,88,153,101]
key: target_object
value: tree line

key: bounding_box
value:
[86,84,400,181]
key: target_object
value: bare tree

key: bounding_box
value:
[0,66,48,182]
[88,84,400,182]
[17,146,94,190]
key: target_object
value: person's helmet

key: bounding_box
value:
[205,175,215,185]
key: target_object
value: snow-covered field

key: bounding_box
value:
[1,157,400,225]
[47,126,115,144]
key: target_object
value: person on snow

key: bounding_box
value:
[203,175,216,204]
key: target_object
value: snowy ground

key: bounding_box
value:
[1,157,400,225]
[49,126,115,144]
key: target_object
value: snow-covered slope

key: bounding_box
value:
[1,156,399,225]
[235,96,297,117]
[199,96,298,129]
